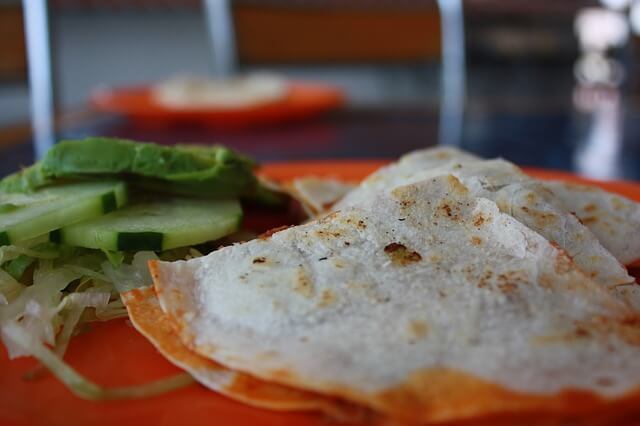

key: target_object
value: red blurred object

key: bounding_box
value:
[90,82,345,129]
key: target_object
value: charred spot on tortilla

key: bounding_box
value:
[314,229,343,239]
[519,205,558,227]
[406,320,429,342]
[476,270,494,289]
[549,242,575,275]
[497,282,518,294]
[470,236,483,246]
[436,201,463,221]
[445,174,469,195]
[333,258,346,268]
[473,213,490,228]
[584,203,598,213]
[293,267,314,298]
[384,243,422,266]
[317,290,338,308]
[572,314,640,347]
[582,216,599,225]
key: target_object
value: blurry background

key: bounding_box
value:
[1,0,639,179]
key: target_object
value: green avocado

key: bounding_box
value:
[0,138,282,203]
[0,163,51,193]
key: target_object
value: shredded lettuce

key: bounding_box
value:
[102,250,125,267]
[0,269,24,303]
[94,299,128,321]
[0,237,58,265]
[102,251,158,293]
[3,322,194,400]
[0,266,81,358]
[4,255,35,280]
[56,292,111,356]
[0,242,191,400]
[65,265,110,283]
[0,266,80,325]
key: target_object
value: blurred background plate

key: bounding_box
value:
[90,82,344,128]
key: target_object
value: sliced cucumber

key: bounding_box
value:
[56,199,242,251]
[0,181,127,246]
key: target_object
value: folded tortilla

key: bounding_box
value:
[336,147,640,267]
[121,286,364,419]
[335,152,634,289]
[151,175,640,424]
[287,177,356,217]
[541,181,640,265]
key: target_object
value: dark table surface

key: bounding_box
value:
[2,95,640,181]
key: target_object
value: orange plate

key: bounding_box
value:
[1,162,639,426]
[90,82,345,128]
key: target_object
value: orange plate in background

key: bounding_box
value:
[90,82,345,128]
[1,162,639,426]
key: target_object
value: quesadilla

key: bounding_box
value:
[336,147,640,267]
[121,286,365,419]
[287,177,356,217]
[541,181,640,265]
[151,175,640,424]
[335,147,482,208]
[335,154,634,289]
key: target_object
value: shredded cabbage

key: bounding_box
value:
[0,242,189,400]
[3,322,194,400]
[102,251,158,293]
[0,269,24,303]
[5,255,35,280]
[55,292,111,356]
[0,236,58,265]
[0,266,81,358]
[0,266,80,325]
[102,250,124,267]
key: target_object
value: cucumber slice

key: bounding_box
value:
[57,199,242,251]
[0,181,127,245]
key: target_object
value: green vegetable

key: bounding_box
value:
[102,250,125,267]
[0,269,23,303]
[4,255,34,280]
[0,164,50,194]
[0,138,262,199]
[55,198,242,251]
[102,251,158,293]
[0,136,286,401]
[0,237,58,265]
[0,238,189,400]
[0,181,127,246]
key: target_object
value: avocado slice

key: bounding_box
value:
[0,137,284,204]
